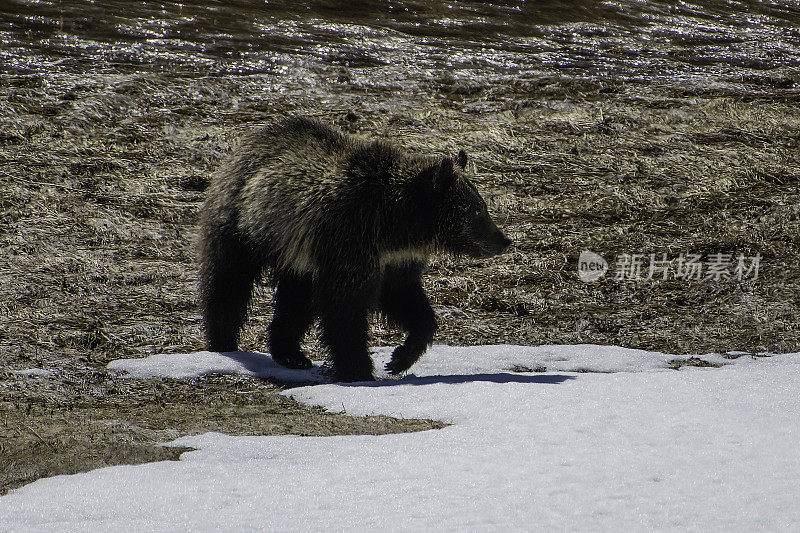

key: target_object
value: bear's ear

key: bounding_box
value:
[417,158,456,193]
[433,157,456,191]
[456,149,468,170]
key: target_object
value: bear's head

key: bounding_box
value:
[427,150,512,258]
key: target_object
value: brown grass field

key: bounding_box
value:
[2,65,799,493]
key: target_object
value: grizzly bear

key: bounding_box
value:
[199,117,511,382]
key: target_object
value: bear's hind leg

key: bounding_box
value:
[199,245,260,352]
[380,264,437,375]
[269,273,315,370]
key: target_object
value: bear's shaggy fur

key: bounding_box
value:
[199,117,510,381]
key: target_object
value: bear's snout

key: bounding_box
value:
[472,229,512,258]
[487,230,512,256]
[498,232,512,252]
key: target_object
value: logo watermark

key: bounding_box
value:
[578,250,609,282]
[578,251,761,282]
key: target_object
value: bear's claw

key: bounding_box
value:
[385,345,419,375]
[272,352,313,370]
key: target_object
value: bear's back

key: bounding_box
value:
[234,117,352,180]
[228,118,396,274]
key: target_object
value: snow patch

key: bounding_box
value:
[107,350,326,382]
[11,368,54,378]
[106,343,760,383]
[1,345,799,531]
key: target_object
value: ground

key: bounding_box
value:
[2,47,800,494]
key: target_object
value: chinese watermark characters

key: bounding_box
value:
[578,251,761,282]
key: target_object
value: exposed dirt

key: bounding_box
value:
[0,372,444,495]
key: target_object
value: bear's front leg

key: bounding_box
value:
[380,264,438,375]
[319,305,375,382]
[316,273,378,382]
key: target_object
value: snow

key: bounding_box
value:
[3,344,800,531]
[105,344,751,381]
[107,349,326,382]
[11,368,55,378]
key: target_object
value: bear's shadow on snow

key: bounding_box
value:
[219,352,575,386]
[218,351,326,381]
[346,373,576,387]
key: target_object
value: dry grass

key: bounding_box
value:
[2,67,799,494]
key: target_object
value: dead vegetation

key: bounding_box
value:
[2,13,800,495]
[0,373,444,494]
